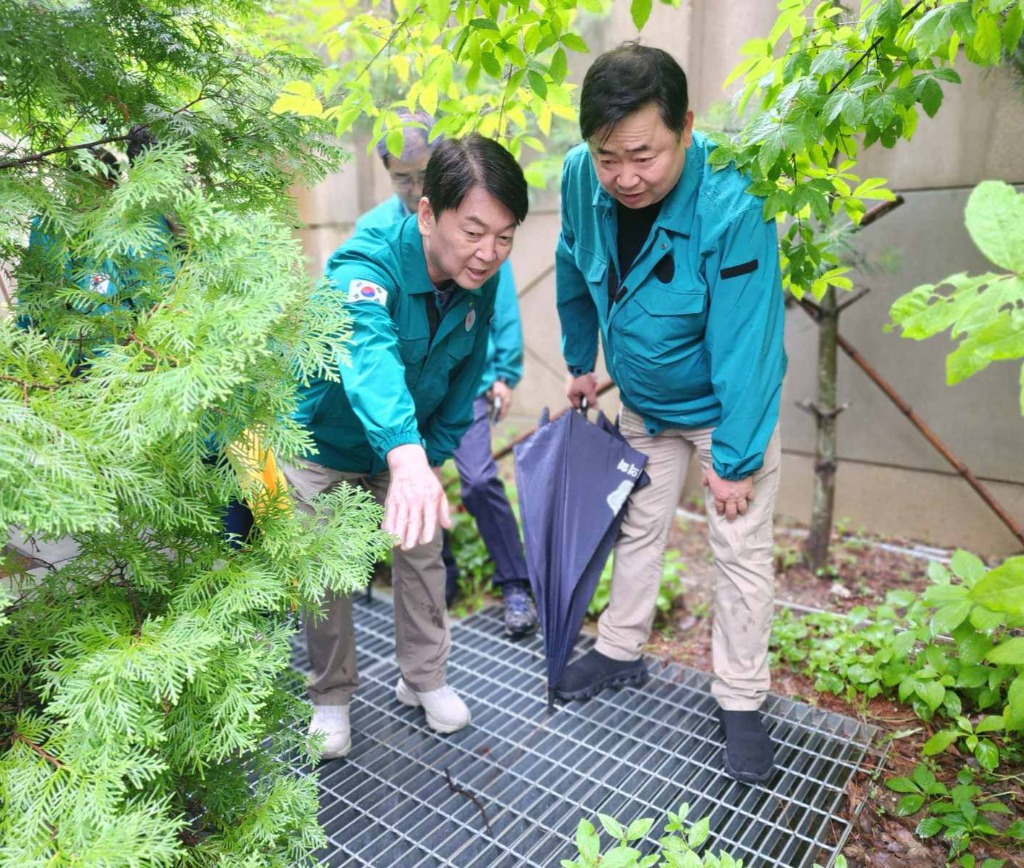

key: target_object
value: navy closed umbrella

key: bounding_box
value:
[513,407,649,708]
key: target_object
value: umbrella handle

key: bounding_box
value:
[578,397,590,418]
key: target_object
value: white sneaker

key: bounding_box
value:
[308,703,351,759]
[395,678,471,734]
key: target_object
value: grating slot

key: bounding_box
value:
[294,601,883,867]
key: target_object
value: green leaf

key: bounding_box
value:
[550,47,568,83]
[687,816,710,849]
[425,0,449,27]
[919,78,943,118]
[599,814,625,839]
[965,181,1024,273]
[931,600,972,636]
[917,817,943,837]
[972,12,1003,64]
[969,605,1004,633]
[480,51,502,79]
[527,70,548,98]
[1005,674,1024,731]
[986,637,1024,666]
[625,817,654,841]
[916,680,946,711]
[560,33,589,53]
[600,846,641,868]
[968,557,1024,615]
[630,0,652,30]
[577,819,599,861]
[886,776,921,794]
[950,550,987,583]
[974,739,999,772]
[896,794,926,816]
[923,729,960,755]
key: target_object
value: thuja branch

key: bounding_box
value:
[11,733,66,769]
[0,134,131,171]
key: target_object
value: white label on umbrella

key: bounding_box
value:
[617,459,641,479]
[606,480,632,514]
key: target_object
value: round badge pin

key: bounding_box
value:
[465,309,476,331]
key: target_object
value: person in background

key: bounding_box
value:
[356,110,538,640]
[554,43,787,784]
[286,133,530,759]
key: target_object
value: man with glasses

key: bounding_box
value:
[357,110,538,641]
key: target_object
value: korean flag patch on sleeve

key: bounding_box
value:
[347,279,388,306]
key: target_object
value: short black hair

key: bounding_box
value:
[422,134,528,225]
[579,42,689,143]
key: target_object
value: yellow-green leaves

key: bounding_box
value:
[270,80,323,117]
[890,182,1024,409]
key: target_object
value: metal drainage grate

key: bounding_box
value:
[290,597,886,868]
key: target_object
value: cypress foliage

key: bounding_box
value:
[0,1,391,864]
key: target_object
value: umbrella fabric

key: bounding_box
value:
[514,409,648,704]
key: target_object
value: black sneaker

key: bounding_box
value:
[718,709,775,784]
[554,648,648,701]
[502,582,538,639]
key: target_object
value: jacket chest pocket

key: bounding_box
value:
[445,330,475,365]
[620,288,707,356]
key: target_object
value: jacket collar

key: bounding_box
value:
[398,216,437,295]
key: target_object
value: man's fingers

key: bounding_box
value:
[736,498,748,517]
[403,499,423,551]
[439,492,451,529]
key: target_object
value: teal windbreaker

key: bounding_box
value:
[294,215,498,474]
[356,195,523,394]
[555,133,787,481]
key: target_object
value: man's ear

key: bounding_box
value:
[417,197,434,237]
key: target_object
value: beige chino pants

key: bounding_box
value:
[281,459,450,706]
[597,408,781,711]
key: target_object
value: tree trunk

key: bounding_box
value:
[805,287,839,571]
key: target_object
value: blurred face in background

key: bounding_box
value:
[387,154,430,214]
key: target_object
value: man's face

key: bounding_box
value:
[589,102,694,209]
[418,185,517,290]
[388,154,430,213]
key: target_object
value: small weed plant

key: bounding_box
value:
[771,550,1024,862]
[561,803,851,867]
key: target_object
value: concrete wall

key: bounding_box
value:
[293,0,1024,555]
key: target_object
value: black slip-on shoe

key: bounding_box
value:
[718,708,775,784]
[554,648,648,701]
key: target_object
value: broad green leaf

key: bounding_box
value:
[426,0,449,27]
[550,47,568,83]
[599,813,625,839]
[922,729,959,755]
[974,739,999,771]
[916,817,943,837]
[986,637,1024,666]
[630,0,652,31]
[916,680,946,711]
[886,776,920,794]
[919,78,943,118]
[931,600,971,636]
[950,549,987,583]
[480,51,502,79]
[972,12,1003,64]
[560,33,589,53]
[687,816,710,849]
[968,556,1024,614]
[527,70,548,98]
[600,846,641,868]
[625,817,654,841]
[1006,674,1024,731]
[965,181,1024,273]
[895,794,926,816]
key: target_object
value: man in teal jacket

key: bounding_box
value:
[356,110,538,639]
[554,43,786,784]
[283,133,529,759]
